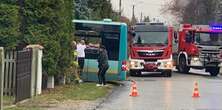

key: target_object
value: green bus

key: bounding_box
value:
[73,19,128,81]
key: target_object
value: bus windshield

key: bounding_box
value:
[133,31,168,45]
[195,32,222,46]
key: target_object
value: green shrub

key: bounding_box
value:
[22,0,74,76]
[0,3,20,49]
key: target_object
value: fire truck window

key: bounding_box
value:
[195,33,201,43]
[220,34,222,41]
[137,36,142,44]
[133,32,168,45]
[194,32,222,46]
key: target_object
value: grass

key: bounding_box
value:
[3,96,15,106]
[5,83,112,110]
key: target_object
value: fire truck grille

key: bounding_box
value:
[137,51,164,57]
[199,50,220,62]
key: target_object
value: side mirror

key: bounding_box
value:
[132,32,136,37]
[185,35,192,43]
[174,32,178,39]
[174,32,178,43]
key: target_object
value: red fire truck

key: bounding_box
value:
[128,23,174,77]
[174,24,222,76]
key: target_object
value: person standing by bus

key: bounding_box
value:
[76,39,86,83]
[97,44,109,87]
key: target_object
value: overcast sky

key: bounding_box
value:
[110,0,174,25]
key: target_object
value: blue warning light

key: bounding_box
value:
[210,25,222,30]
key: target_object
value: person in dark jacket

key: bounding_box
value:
[97,44,109,86]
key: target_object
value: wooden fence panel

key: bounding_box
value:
[0,47,4,110]
[3,50,16,96]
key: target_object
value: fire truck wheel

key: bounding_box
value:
[163,70,172,77]
[208,67,219,76]
[178,56,190,73]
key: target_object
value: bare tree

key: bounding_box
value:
[162,0,217,24]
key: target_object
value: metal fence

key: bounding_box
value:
[15,49,32,102]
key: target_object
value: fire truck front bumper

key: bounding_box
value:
[190,56,222,68]
[129,58,173,72]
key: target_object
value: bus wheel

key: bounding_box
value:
[208,67,219,76]
[178,56,190,73]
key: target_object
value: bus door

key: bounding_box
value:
[101,25,121,80]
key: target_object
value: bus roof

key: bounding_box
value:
[72,19,127,26]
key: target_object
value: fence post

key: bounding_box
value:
[0,47,4,110]
[26,45,43,96]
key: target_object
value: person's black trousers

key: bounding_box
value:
[98,65,109,85]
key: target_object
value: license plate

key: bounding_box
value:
[145,62,155,65]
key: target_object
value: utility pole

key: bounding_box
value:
[119,0,122,20]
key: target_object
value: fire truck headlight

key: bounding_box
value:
[130,61,140,67]
[130,61,135,65]
[193,57,199,61]
[130,60,144,68]
[163,61,173,69]
[130,61,136,66]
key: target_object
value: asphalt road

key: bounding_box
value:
[97,69,222,110]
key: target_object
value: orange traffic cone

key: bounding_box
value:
[192,82,200,98]
[129,80,139,97]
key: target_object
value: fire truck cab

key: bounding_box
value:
[128,22,174,77]
[174,24,222,76]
